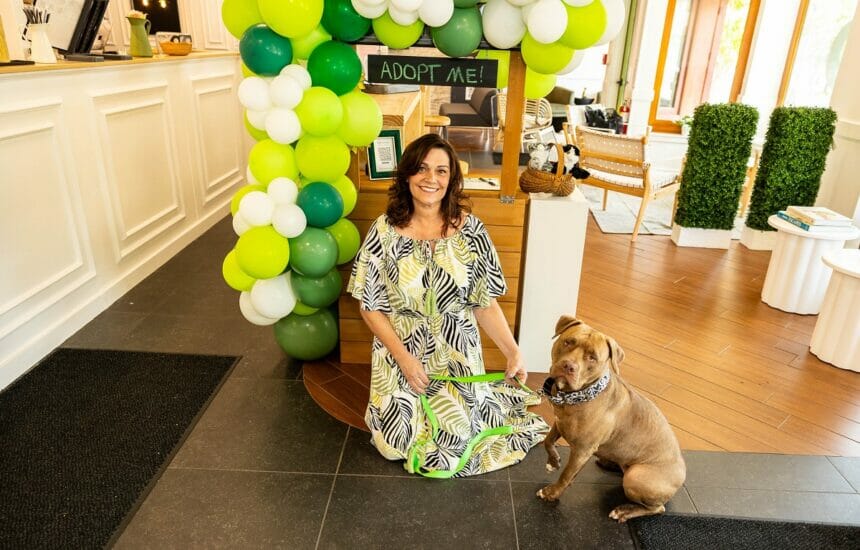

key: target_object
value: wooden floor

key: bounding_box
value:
[306,195,860,458]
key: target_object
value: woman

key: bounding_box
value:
[348,134,548,477]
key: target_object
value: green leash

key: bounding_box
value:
[405,372,532,479]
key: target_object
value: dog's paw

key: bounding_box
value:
[536,484,562,501]
[609,503,665,523]
[545,462,558,472]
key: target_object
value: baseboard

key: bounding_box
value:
[671,223,732,249]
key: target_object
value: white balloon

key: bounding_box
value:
[388,5,419,26]
[238,77,271,112]
[246,165,259,185]
[352,0,388,18]
[418,0,453,27]
[483,0,527,49]
[238,191,275,226]
[250,273,297,319]
[232,212,252,236]
[562,0,593,6]
[391,0,422,11]
[279,64,312,90]
[558,49,586,74]
[271,203,307,238]
[246,109,269,130]
[527,0,568,44]
[239,291,280,326]
[508,0,537,6]
[267,177,299,204]
[521,2,535,23]
[265,108,303,145]
[596,0,626,45]
[356,0,386,5]
[269,75,304,109]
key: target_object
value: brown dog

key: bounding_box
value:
[537,315,686,522]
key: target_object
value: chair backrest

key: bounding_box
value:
[467,88,497,126]
[575,125,648,178]
[497,94,552,130]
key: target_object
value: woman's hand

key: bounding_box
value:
[505,351,527,385]
[399,354,430,394]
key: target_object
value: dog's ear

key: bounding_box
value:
[606,336,625,375]
[553,315,581,339]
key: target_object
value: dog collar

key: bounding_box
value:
[541,372,611,406]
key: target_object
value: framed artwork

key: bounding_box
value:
[367,129,402,180]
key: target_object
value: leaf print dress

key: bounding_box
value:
[347,213,549,477]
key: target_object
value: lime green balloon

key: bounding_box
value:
[235,226,291,279]
[325,217,361,264]
[431,7,482,58]
[244,111,269,141]
[291,24,331,60]
[521,32,574,75]
[289,227,338,277]
[337,89,382,146]
[329,175,357,216]
[372,12,424,50]
[241,61,256,78]
[295,86,344,136]
[273,308,338,360]
[222,0,263,39]
[292,300,319,315]
[560,1,607,50]
[477,49,510,89]
[222,249,256,291]
[248,139,299,184]
[291,268,343,307]
[299,176,314,189]
[295,135,350,183]
[525,68,557,99]
[231,184,266,215]
[258,0,324,38]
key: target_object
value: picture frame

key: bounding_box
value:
[367,129,402,180]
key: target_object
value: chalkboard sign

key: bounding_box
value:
[367,55,498,88]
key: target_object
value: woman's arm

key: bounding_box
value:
[359,309,430,393]
[473,299,526,384]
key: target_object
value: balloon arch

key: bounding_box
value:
[220,0,626,360]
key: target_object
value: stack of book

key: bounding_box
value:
[776,206,854,233]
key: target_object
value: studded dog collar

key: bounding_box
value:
[541,372,611,406]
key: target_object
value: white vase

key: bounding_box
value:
[28,24,56,64]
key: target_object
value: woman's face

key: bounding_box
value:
[408,147,451,209]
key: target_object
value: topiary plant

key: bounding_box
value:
[674,103,759,230]
[745,106,838,231]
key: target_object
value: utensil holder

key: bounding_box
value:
[28,24,56,64]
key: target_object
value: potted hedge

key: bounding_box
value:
[672,103,758,248]
[741,106,838,250]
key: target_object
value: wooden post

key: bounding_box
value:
[500,51,527,201]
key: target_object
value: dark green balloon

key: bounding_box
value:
[307,40,362,95]
[321,0,371,42]
[289,227,338,277]
[431,7,482,58]
[239,24,293,76]
[297,182,344,228]
[291,269,343,308]
[273,309,338,360]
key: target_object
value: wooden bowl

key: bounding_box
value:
[159,41,192,56]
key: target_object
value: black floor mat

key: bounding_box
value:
[0,349,236,549]
[631,514,860,550]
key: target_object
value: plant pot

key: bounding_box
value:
[739,226,777,250]
[671,223,732,249]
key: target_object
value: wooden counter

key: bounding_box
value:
[366,90,424,145]
[0,50,237,76]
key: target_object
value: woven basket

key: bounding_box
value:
[159,41,192,56]
[518,142,574,196]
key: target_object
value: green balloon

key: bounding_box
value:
[329,175,357,216]
[289,227,339,277]
[525,68,557,99]
[241,62,256,78]
[222,249,256,291]
[454,0,479,6]
[291,269,343,307]
[321,0,371,42]
[292,301,319,315]
[521,32,574,75]
[325,218,360,264]
[244,111,269,141]
[337,89,382,146]
[248,139,299,184]
[295,86,344,137]
[231,184,266,215]
[307,40,362,96]
[258,0,324,38]
[235,226,290,279]
[560,1,607,50]
[291,24,331,60]
[431,7,482,58]
[239,25,293,76]
[222,0,263,39]
[295,135,350,183]
[273,308,338,360]
[297,182,344,227]
[372,12,424,50]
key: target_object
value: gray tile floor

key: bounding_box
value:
[61,216,860,549]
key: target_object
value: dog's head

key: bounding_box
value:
[549,315,624,391]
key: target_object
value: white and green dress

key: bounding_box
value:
[348,214,548,477]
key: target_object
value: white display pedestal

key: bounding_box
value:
[810,249,860,371]
[761,215,860,314]
[518,188,589,373]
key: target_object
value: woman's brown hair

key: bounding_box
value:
[386,133,471,236]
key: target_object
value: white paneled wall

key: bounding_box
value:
[0,54,247,389]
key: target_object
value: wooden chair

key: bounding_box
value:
[494,93,554,150]
[575,125,681,241]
